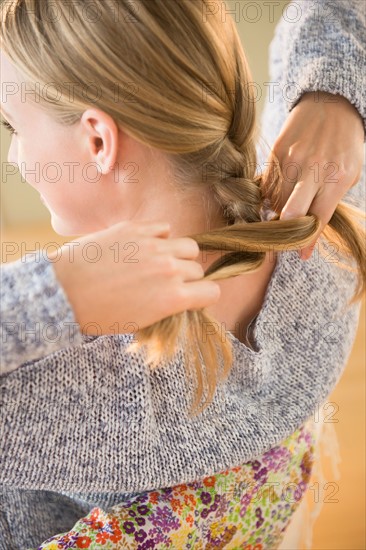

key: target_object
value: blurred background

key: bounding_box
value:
[1,1,365,547]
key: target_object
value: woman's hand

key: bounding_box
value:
[49,220,221,335]
[272,91,365,259]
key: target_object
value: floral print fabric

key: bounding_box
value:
[33,419,315,550]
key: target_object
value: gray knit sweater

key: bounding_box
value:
[1,1,365,548]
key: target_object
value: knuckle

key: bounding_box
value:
[272,136,286,156]
[151,254,166,273]
[162,255,178,275]
[302,154,322,167]
[333,163,347,181]
[145,238,161,255]
[295,155,321,175]
[272,142,282,156]
[285,156,304,171]
[284,146,305,165]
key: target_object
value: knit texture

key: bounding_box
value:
[1,0,365,548]
[0,254,84,374]
[262,0,366,143]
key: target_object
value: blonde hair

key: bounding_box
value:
[2,0,365,417]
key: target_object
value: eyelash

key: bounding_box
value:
[1,119,17,135]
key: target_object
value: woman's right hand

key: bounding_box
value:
[49,220,221,335]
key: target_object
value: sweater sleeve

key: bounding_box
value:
[258,0,366,213]
[0,252,84,375]
[279,0,366,141]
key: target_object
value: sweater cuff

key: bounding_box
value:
[285,59,366,143]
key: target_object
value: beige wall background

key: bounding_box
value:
[0,0,290,229]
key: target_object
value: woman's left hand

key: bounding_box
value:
[270,91,365,260]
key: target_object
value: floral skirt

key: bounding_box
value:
[33,418,316,550]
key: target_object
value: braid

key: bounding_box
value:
[212,139,264,225]
[203,46,267,276]
[212,40,266,226]
[120,3,365,419]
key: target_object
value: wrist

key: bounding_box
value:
[299,91,365,140]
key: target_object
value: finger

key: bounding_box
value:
[275,159,304,212]
[180,280,221,311]
[279,174,319,259]
[279,169,343,261]
[279,172,319,221]
[163,237,201,259]
[174,258,205,282]
[298,187,344,260]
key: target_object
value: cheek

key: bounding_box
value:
[36,161,97,219]
[14,139,46,190]
[16,140,72,195]
[14,135,102,226]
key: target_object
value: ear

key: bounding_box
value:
[80,108,119,174]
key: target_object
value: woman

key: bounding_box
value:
[0,0,365,548]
